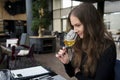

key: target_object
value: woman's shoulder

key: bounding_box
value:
[102,41,116,58]
[105,39,116,51]
[103,38,115,50]
[106,43,116,53]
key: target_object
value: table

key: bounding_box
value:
[0,66,66,80]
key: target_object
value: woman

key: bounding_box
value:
[56,3,116,80]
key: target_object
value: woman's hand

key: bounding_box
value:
[55,47,70,64]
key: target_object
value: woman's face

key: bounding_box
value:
[70,15,84,39]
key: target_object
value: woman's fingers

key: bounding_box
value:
[56,53,69,64]
[56,48,70,64]
[56,50,65,58]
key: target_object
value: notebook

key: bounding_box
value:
[10,66,50,79]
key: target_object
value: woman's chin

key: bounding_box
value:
[79,35,83,39]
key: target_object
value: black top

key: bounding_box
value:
[64,44,116,80]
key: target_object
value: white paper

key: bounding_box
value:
[17,50,29,56]
[52,75,66,80]
[6,38,18,47]
[10,66,50,78]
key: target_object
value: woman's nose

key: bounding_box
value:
[74,28,78,33]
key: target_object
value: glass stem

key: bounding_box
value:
[68,47,73,61]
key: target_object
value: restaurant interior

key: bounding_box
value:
[0,0,120,80]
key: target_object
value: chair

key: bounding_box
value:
[115,60,120,80]
[16,33,30,49]
[6,38,18,47]
[19,33,29,46]
[0,46,9,69]
[6,33,29,49]
[11,44,35,69]
[9,33,34,69]
[6,33,30,60]
[15,44,34,58]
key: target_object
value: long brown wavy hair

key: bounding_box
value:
[68,3,114,76]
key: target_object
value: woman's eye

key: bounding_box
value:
[75,24,81,27]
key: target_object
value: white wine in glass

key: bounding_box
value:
[63,30,77,61]
[64,40,75,47]
[64,30,77,47]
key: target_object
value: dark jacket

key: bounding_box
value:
[64,44,116,80]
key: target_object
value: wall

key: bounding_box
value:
[0,0,26,32]
[0,0,26,20]
[110,13,120,31]
[105,1,120,13]
[104,13,120,34]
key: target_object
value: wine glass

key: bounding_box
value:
[64,30,77,47]
[63,30,77,60]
